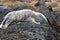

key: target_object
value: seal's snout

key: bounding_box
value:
[0,24,3,28]
[0,24,7,29]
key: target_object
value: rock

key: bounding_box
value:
[53,11,60,22]
[0,5,57,40]
[0,6,13,15]
[12,5,33,11]
[0,22,57,40]
[35,0,45,6]
[20,0,31,2]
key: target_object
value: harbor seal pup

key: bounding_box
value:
[0,9,47,29]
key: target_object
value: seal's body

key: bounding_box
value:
[0,9,47,29]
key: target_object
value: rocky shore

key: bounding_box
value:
[0,0,60,40]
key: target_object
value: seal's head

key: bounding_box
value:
[0,24,7,29]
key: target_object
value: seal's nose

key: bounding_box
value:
[0,24,3,28]
[1,25,8,29]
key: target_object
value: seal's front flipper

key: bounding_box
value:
[25,17,40,24]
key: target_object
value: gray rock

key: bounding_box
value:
[53,11,60,22]
[0,6,57,40]
[12,5,33,11]
[35,0,45,6]
[0,22,57,40]
[20,0,30,2]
